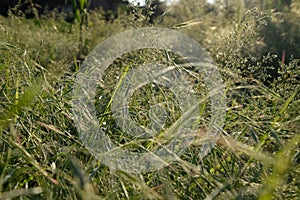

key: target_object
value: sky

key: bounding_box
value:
[128,0,215,6]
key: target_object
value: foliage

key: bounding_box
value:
[0,0,299,199]
[72,0,89,59]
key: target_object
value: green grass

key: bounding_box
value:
[0,1,299,199]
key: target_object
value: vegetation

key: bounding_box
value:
[0,0,299,199]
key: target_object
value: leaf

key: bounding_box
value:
[0,79,43,129]
[79,0,86,11]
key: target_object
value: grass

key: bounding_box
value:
[0,1,299,199]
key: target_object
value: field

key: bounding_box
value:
[0,1,299,199]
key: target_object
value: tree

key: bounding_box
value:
[0,0,129,17]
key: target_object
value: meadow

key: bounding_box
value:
[0,1,299,199]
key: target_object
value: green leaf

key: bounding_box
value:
[79,0,86,11]
[0,79,43,129]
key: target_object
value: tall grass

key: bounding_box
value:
[0,1,299,199]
